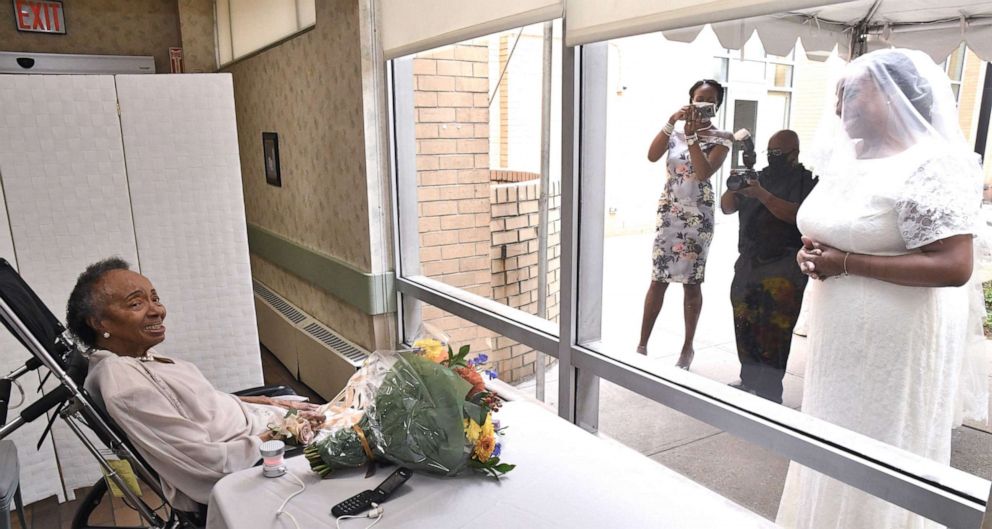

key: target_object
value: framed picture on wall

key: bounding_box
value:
[262,132,281,187]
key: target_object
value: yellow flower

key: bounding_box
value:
[481,413,494,438]
[414,338,448,363]
[464,418,482,444]
[474,433,496,462]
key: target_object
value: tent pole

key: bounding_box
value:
[849,0,883,59]
[974,63,992,159]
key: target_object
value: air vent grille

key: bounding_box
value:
[252,281,306,324]
[302,322,369,364]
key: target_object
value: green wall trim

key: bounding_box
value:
[246,224,395,315]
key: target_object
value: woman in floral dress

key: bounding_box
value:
[637,80,733,369]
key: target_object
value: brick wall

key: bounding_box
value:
[413,42,560,385]
[490,169,539,183]
[414,44,494,354]
[489,180,561,381]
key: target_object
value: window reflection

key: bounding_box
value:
[598,28,991,490]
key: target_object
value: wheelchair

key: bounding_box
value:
[0,259,293,528]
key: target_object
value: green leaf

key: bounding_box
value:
[494,463,516,473]
[285,408,299,417]
[458,344,470,357]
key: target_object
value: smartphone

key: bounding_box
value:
[330,467,413,517]
[692,102,717,118]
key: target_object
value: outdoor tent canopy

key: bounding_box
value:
[654,1,992,63]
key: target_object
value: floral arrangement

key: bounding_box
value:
[301,334,514,479]
[267,409,317,446]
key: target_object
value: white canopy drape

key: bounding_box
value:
[658,1,992,62]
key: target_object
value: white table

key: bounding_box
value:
[207,401,778,529]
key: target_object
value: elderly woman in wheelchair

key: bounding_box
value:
[66,257,323,514]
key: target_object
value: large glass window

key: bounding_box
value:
[388,14,992,528]
[590,23,990,526]
[393,22,563,402]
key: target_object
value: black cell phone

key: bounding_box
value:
[331,467,412,518]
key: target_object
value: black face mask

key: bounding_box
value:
[767,153,791,172]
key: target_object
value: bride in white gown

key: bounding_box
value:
[776,49,988,528]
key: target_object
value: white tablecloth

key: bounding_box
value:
[206,401,778,529]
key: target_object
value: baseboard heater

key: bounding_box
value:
[253,279,369,400]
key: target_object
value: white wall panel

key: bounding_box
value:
[0,74,139,501]
[115,74,262,393]
[0,121,61,505]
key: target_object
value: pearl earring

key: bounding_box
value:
[103,332,110,339]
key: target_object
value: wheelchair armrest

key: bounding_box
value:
[233,385,296,398]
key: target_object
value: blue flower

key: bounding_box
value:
[484,369,498,380]
[492,443,501,458]
[468,353,490,367]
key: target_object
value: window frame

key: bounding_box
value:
[214,0,317,68]
[383,20,991,528]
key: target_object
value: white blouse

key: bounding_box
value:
[84,349,283,510]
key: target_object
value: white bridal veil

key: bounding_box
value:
[823,48,989,425]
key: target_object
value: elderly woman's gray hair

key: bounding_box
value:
[66,257,131,347]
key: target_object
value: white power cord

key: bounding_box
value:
[276,472,306,529]
[335,503,384,529]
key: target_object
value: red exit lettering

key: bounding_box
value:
[13,0,65,34]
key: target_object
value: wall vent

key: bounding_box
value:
[302,322,369,365]
[252,278,370,399]
[253,280,306,324]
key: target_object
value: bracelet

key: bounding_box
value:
[662,122,675,135]
[686,133,698,146]
[843,251,851,276]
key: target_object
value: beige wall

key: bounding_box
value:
[223,0,378,350]
[177,0,216,73]
[0,0,181,73]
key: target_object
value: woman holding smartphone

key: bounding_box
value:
[637,79,733,369]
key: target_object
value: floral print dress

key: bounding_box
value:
[652,129,732,283]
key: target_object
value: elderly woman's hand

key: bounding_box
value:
[797,236,846,280]
[240,395,320,412]
[297,409,328,430]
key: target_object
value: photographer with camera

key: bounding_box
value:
[720,129,817,403]
[637,79,733,370]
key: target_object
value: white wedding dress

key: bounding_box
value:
[775,147,984,529]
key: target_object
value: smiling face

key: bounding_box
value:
[89,269,166,356]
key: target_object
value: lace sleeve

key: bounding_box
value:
[895,153,983,249]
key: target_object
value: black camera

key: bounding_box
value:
[727,128,757,191]
[692,102,717,119]
[726,168,757,191]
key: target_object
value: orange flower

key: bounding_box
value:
[474,433,496,462]
[456,367,486,397]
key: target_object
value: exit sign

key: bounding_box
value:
[13,0,65,34]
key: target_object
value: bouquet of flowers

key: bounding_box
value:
[303,334,514,479]
[267,409,318,445]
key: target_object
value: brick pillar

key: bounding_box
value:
[489,179,561,382]
[413,43,493,355]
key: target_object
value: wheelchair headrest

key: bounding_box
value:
[0,258,72,368]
